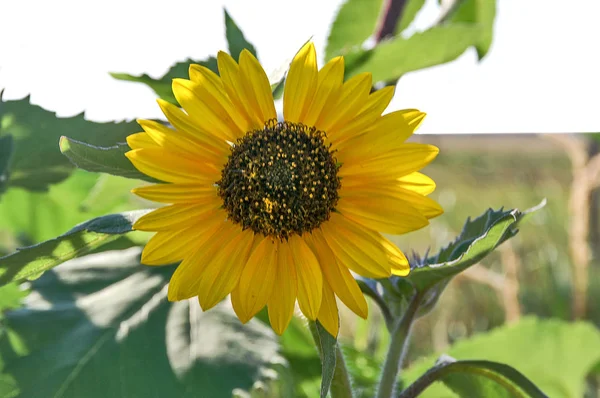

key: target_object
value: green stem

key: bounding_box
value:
[309,322,354,398]
[331,345,354,398]
[376,293,421,398]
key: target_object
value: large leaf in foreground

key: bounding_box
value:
[0,94,138,191]
[325,0,384,60]
[402,317,600,398]
[346,24,483,82]
[0,248,288,398]
[0,210,150,286]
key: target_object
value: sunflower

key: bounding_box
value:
[125,42,442,336]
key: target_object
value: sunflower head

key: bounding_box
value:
[217,119,341,240]
[126,42,442,336]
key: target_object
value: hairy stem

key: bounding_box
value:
[309,322,354,398]
[331,345,354,398]
[376,293,421,398]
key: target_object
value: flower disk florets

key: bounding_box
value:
[217,119,341,240]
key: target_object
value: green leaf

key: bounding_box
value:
[0,248,288,398]
[224,8,257,61]
[402,317,600,398]
[0,284,27,319]
[445,0,496,59]
[0,209,150,287]
[396,0,426,34]
[0,94,139,192]
[400,356,548,398]
[346,23,483,82]
[309,321,337,398]
[111,57,218,106]
[325,0,385,60]
[0,135,13,196]
[409,200,546,293]
[59,136,158,183]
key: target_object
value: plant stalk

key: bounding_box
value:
[376,293,421,398]
[331,345,354,398]
[308,321,354,398]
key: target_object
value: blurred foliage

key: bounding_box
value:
[0,95,138,193]
[324,0,385,60]
[443,0,496,59]
[402,317,600,398]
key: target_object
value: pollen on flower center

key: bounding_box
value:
[217,119,341,240]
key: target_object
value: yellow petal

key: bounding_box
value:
[289,235,322,320]
[236,236,278,321]
[156,99,229,155]
[230,284,249,323]
[331,86,395,144]
[133,203,219,231]
[197,229,255,310]
[172,78,240,142]
[338,143,439,180]
[360,228,410,276]
[141,222,215,266]
[217,51,263,130]
[127,132,158,149]
[337,194,429,235]
[188,63,251,136]
[137,119,216,161]
[398,172,437,196]
[305,230,368,318]
[126,148,220,183]
[267,242,297,335]
[320,213,390,278]
[167,220,237,300]
[317,72,372,135]
[189,63,224,90]
[301,56,345,127]
[132,183,220,204]
[334,110,426,158]
[317,281,340,337]
[341,184,443,219]
[284,42,318,123]
[239,50,277,124]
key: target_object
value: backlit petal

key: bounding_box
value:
[267,242,297,335]
[317,281,339,337]
[290,235,322,320]
[321,213,390,278]
[197,229,255,310]
[284,42,318,123]
[237,237,279,320]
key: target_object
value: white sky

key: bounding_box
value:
[0,0,598,134]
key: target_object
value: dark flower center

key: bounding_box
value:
[217,119,341,240]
